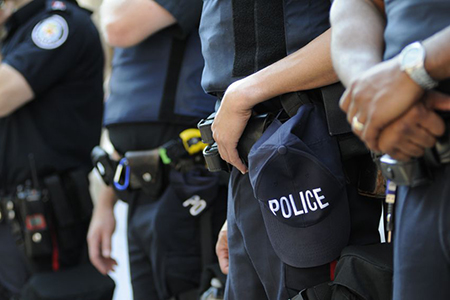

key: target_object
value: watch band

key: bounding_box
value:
[400,42,439,90]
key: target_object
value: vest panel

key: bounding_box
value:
[199,0,331,94]
[104,30,215,126]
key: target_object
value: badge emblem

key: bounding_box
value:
[32,15,69,50]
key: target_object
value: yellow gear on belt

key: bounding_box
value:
[179,128,207,155]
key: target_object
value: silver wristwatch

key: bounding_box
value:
[399,41,438,90]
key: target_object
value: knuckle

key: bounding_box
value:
[410,106,423,119]
[397,121,412,135]
[212,131,219,142]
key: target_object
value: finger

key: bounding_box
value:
[88,234,107,274]
[387,148,413,162]
[218,254,229,275]
[212,129,231,163]
[216,142,231,167]
[346,92,358,124]
[351,113,368,140]
[425,90,450,111]
[408,126,437,149]
[228,148,247,174]
[215,231,229,275]
[361,117,382,152]
[397,142,425,158]
[419,110,446,137]
[339,88,352,113]
[87,231,99,261]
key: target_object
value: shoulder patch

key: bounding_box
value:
[32,15,69,50]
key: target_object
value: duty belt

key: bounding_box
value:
[0,195,14,225]
[379,127,450,187]
[92,128,207,194]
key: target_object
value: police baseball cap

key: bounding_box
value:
[248,104,351,268]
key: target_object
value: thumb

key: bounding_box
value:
[425,90,450,111]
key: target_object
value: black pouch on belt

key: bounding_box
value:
[44,171,92,268]
[125,149,164,201]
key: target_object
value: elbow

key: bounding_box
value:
[102,21,138,48]
[0,103,13,118]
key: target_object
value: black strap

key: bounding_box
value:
[199,209,214,268]
[232,0,286,77]
[231,0,256,76]
[0,117,10,192]
[254,0,286,70]
[321,83,351,136]
[158,37,196,124]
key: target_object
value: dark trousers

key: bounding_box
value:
[108,122,227,299]
[394,164,450,300]
[0,224,30,299]
[126,169,227,300]
[225,165,381,300]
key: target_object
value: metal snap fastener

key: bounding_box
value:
[277,145,287,155]
[142,173,152,182]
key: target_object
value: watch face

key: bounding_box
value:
[401,44,424,69]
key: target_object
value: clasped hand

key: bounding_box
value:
[211,80,253,174]
[340,56,449,161]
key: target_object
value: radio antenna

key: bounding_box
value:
[28,153,40,190]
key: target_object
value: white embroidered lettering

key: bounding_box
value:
[305,190,318,211]
[280,196,292,218]
[289,194,304,216]
[313,188,329,209]
[299,191,309,214]
[268,199,280,215]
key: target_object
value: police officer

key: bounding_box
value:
[0,0,103,298]
[87,0,227,299]
[330,0,450,299]
[199,1,382,299]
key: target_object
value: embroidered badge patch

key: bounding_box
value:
[32,15,69,50]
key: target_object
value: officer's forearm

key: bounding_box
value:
[423,26,450,82]
[235,29,338,109]
[330,0,386,87]
[94,185,118,212]
[100,0,176,48]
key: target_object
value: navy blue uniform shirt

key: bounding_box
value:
[0,0,104,189]
[104,0,215,127]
